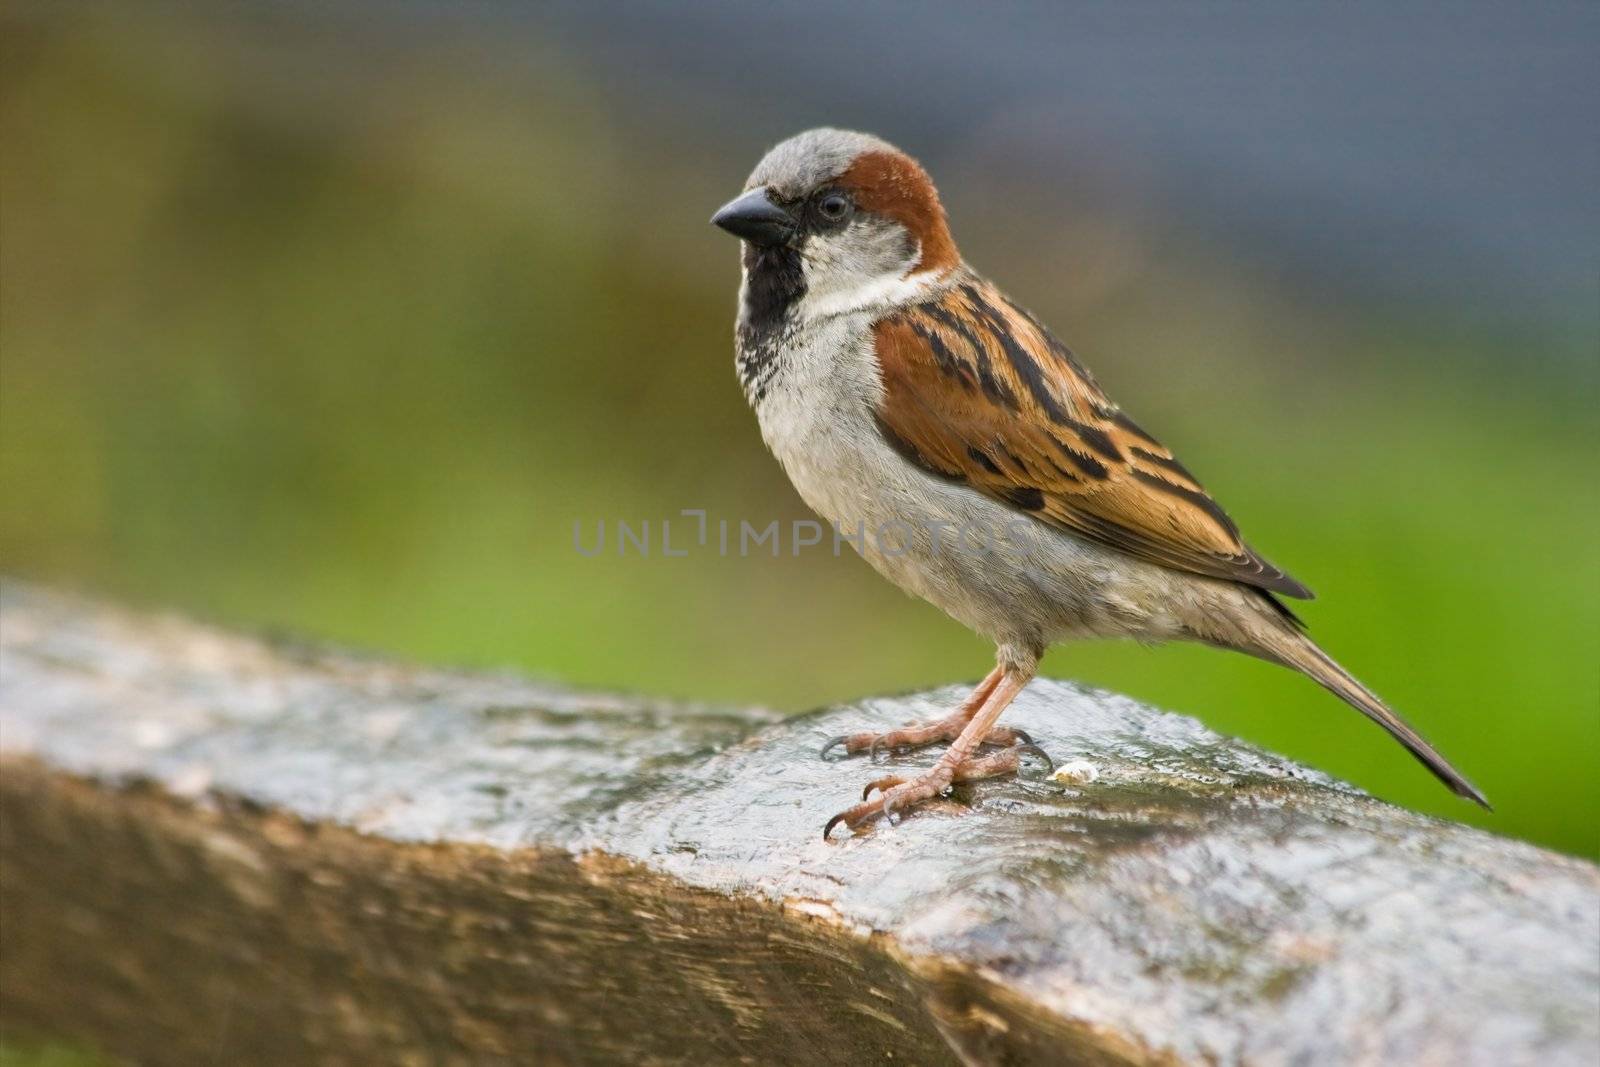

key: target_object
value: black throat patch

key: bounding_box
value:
[735,243,806,401]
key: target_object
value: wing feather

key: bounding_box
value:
[872,279,1312,599]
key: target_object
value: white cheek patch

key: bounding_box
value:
[796,226,940,322]
[799,233,853,287]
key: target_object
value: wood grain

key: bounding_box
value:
[1,582,1594,1065]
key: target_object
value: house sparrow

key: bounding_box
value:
[711,128,1488,839]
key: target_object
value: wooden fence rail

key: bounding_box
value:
[1,582,1595,1065]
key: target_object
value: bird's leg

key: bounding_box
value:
[818,665,1033,761]
[825,665,1040,839]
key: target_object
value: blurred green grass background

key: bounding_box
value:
[2,7,1596,872]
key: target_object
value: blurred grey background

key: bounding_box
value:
[546,0,1598,348]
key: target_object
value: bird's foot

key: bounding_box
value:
[819,714,1033,762]
[822,742,1052,840]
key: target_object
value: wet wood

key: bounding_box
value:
[1,582,1595,1065]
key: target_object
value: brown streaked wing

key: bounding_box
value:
[872,279,1312,599]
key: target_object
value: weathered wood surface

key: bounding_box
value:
[0,582,1595,1066]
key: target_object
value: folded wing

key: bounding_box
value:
[872,279,1312,600]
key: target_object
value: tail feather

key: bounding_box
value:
[1261,630,1490,809]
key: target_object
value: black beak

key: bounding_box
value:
[710,187,795,246]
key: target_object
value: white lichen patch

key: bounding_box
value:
[167,763,215,799]
[783,896,844,924]
[1051,759,1100,785]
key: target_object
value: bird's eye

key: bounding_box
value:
[817,193,851,221]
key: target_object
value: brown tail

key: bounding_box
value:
[1257,627,1489,809]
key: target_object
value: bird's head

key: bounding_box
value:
[712,129,959,318]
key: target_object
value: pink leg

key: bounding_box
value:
[824,665,1041,839]
[818,665,1034,761]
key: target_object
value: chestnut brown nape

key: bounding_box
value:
[836,150,959,274]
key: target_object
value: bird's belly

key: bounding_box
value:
[754,357,1186,651]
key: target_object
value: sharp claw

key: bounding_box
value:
[1010,728,1034,745]
[862,776,904,801]
[823,813,848,841]
[819,734,851,761]
[868,737,887,763]
[1015,742,1054,778]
